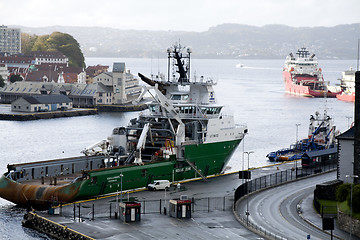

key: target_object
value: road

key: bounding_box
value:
[237,171,339,240]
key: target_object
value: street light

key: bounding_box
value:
[345,174,358,240]
[244,151,254,226]
[295,123,301,142]
[346,116,352,129]
[120,173,124,203]
[295,124,301,177]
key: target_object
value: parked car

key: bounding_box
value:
[147,180,170,191]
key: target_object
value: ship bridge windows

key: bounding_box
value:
[149,104,161,114]
[179,106,195,114]
[171,94,189,101]
[200,107,222,115]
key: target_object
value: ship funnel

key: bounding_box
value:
[354,71,360,183]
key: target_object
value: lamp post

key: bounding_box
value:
[345,174,359,240]
[295,123,301,178]
[242,138,245,185]
[295,123,301,142]
[120,173,124,203]
[346,116,352,129]
[244,151,254,225]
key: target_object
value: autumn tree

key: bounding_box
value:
[21,33,38,54]
[22,32,85,68]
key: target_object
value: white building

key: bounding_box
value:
[0,63,8,81]
[11,95,72,112]
[93,62,142,104]
[31,51,69,65]
[336,127,358,183]
[0,26,21,55]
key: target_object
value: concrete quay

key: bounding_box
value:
[26,161,341,239]
[0,104,97,121]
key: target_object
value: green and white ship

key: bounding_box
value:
[0,43,247,207]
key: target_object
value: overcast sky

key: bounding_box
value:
[2,0,360,31]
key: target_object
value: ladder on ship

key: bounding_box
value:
[184,158,207,181]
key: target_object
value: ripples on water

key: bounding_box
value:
[0,58,356,238]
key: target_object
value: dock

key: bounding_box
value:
[0,104,97,121]
[0,101,148,121]
[23,161,303,239]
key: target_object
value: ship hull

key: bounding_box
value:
[0,139,241,207]
[283,71,339,98]
[336,92,355,102]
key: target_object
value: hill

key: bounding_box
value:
[13,23,360,59]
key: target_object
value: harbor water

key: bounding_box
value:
[0,58,356,238]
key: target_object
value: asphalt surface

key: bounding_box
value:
[44,172,262,240]
[236,171,360,240]
[36,161,358,240]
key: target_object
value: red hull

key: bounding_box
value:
[336,92,355,102]
[283,71,340,98]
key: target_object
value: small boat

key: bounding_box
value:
[283,48,341,97]
[266,111,337,162]
[336,67,355,102]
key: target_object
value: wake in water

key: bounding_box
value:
[235,64,279,71]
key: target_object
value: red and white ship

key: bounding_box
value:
[336,67,355,102]
[283,48,341,97]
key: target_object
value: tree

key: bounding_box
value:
[21,33,38,54]
[10,74,23,83]
[0,75,5,88]
[31,35,51,52]
[348,185,360,213]
[29,32,85,68]
[336,183,351,202]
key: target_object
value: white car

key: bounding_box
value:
[147,180,171,191]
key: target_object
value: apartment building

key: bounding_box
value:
[0,25,21,55]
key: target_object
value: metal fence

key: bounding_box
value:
[55,195,234,221]
[234,160,337,240]
[235,160,337,202]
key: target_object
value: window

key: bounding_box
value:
[182,95,189,101]
[171,95,181,100]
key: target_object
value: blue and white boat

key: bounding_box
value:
[266,111,337,162]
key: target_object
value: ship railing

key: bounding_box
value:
[182,139,202,146]
[235,124,247,129]
[168,76,217,85]
[145,111,217,120]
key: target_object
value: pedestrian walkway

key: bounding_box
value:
[300,192,360,240]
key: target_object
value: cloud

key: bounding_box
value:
[2,0,360,31]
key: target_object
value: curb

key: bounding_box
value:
[297,196,344,240]
[233,168,337,240]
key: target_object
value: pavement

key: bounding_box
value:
[34,161,358,240]
[300,192,360,240]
